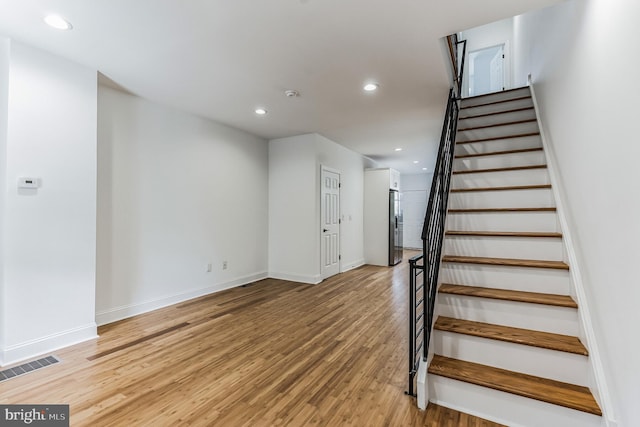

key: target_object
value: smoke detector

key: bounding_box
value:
[284,90,300,97]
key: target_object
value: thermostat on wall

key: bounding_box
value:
[18,177,40,189]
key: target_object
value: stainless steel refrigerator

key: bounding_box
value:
[389,190,403,265]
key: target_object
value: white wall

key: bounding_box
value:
[269,133,371,283]
[512,1,640,425]
[0,37,9,359]
[97,86,268,325]
[401,173,432,249]
[1,41,98,365]
[268,134,318,283]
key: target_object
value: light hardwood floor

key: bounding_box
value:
[0,251,502,426]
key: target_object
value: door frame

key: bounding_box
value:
[463,42,511,97]
[320,165,341,280]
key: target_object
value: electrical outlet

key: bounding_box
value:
[222,261,228,270]
[207,263,212,272]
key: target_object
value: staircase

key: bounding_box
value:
[426,87,603,427]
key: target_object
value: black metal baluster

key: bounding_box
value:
[407,36,466,398]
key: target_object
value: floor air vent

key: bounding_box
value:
[0,355,60,382]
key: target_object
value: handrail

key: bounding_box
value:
[422,87,459,352]
[447,34,467,98]
[407,34,465,397]
[406,90,460,396]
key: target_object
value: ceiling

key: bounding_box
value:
[0,0,563,174]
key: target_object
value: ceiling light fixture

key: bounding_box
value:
[422,168,428,171]
[413,160,419,164]
[255,108,267,115]
[363,83,379,92]
[284,90,300,97]
[394,148,402,152]
[44,14,73,30]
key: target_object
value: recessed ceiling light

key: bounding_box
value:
[422,167,428,171]
[395,148,402,152]
[413,160,419,164]
[44,14,73,30]
[255,108,267,115]
[363,83,379,92]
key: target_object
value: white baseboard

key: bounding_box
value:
[95,271,268,326]
[1,323,98,367]
[341,258,365,273]
[417,358,428,410]
[268,271,322,284]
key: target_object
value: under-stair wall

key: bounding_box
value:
[425,87,604,427]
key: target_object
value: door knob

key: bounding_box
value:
[323,229,329,232]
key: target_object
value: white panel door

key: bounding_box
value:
[467,44,504,97]
[321,168,340,280]
[489,46,505,92]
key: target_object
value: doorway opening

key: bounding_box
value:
[467,44,504,97]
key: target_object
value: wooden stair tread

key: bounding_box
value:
[457,132,540,145]
[450,184,551,193]
[452,164,547,175]
[449,207,557,213]
[442,255,569,270]
[458,118,537,131]
[446,230,562,238]
[461,87,530,101]
[459,106,535,120]
[455,147,543,159]
[434,316,587,355]
[439,284,577,308]
[461,95,532,110]
[428,355,601,415]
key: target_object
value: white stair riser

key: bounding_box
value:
[454,150,546,170]
[429,89,602,427]
[428,376,602,427]
[446,211,559,233]
[440,264,570,296]
[458,108,536,128]
[459,97,534,118]
[455,134,542,155]
[449,188,555,209]
[451,168,550,188]
[433,331,589,386]
[460,88,531,108]
[437,294,579,335]
[444,235,563,261]
[457,122,540,143]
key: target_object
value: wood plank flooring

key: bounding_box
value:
[0,251,501,427]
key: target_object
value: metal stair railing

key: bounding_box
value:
[407,35,465,397]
